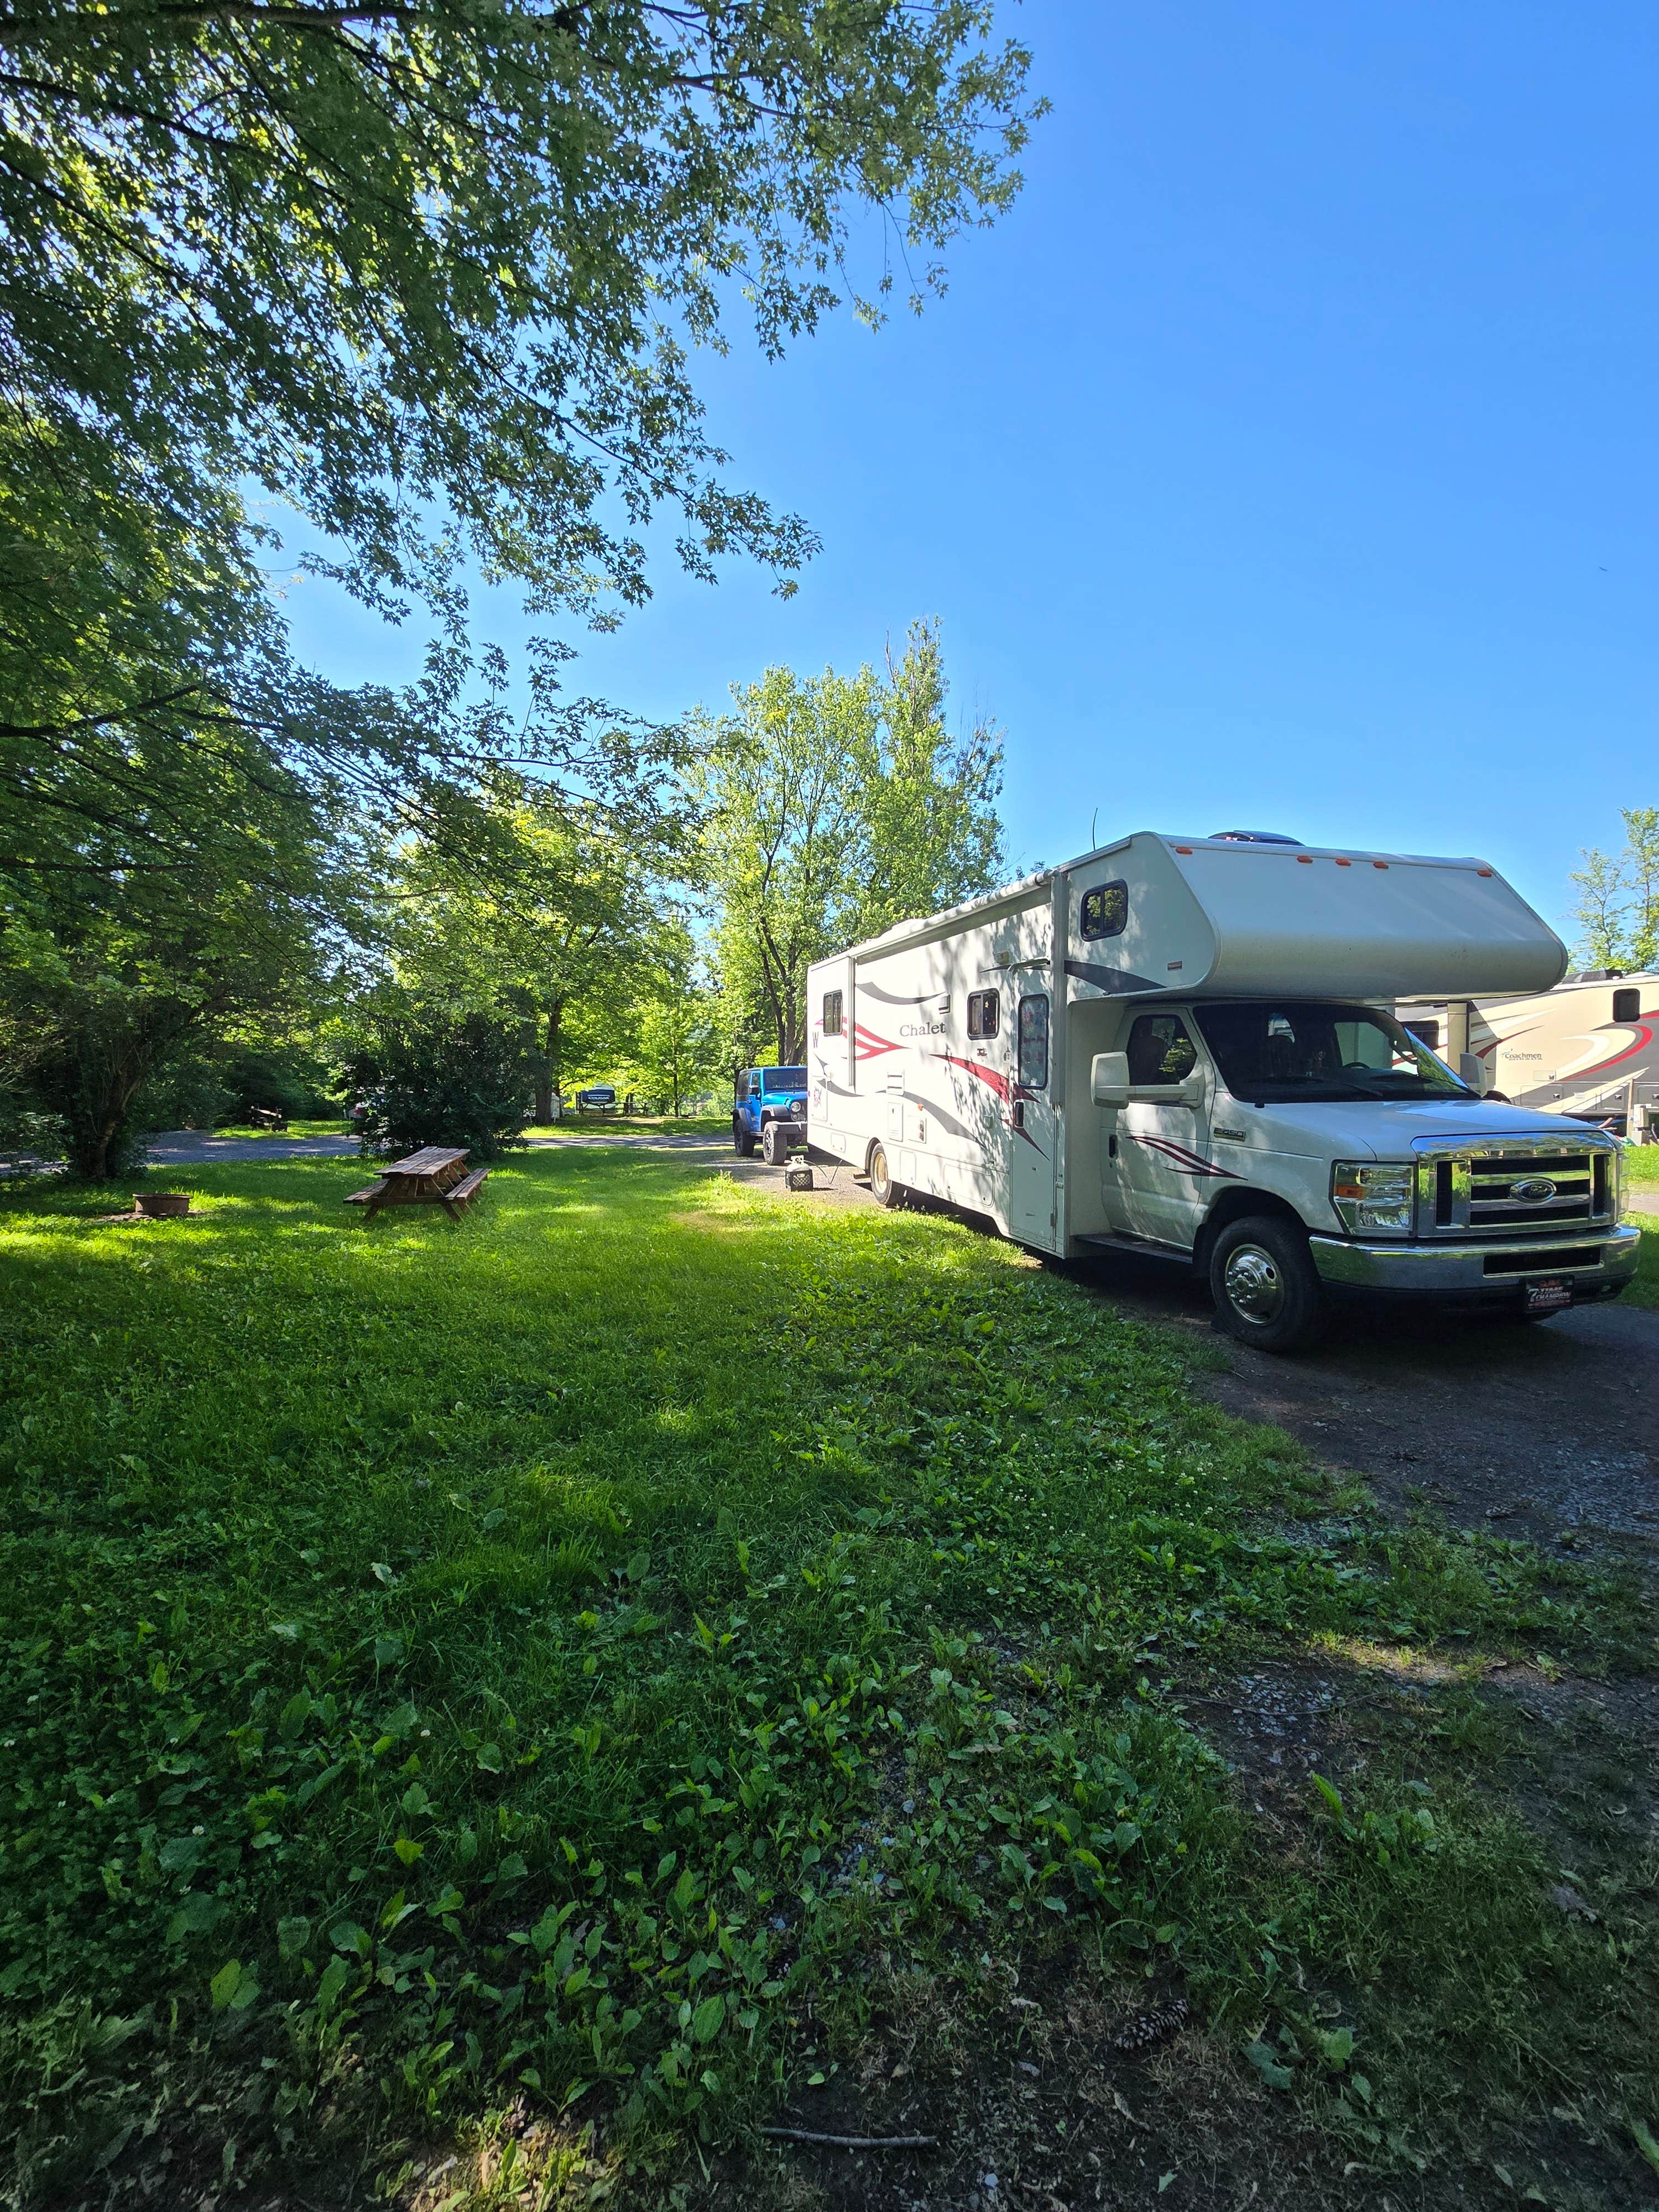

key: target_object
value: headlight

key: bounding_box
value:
[1331,1160,1415,1234]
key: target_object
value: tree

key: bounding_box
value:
[846,618,1004,941]
[1623,807,1659,971]
[0,1,1041,628]
[1568,807,1659,969]
[697,624,1004,1060]
[695,662,874,1062]
[345,1001,544,1159]
[628,922,722,1116]
[0,748,346,1176]
[390,770,669,1121]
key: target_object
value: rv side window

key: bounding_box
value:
[1613,987,1641,1024]
[822,989,844,1036]
[1018,994,1050,1088]
[1125,1013,1198,1085]
[1081,880,1128,939]
[967,988,1000,1039]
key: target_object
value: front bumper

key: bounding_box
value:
[1308,1224,1641,1298]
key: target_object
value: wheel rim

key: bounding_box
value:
[871,1149,889,1197]
[1223,1242,1284,1323]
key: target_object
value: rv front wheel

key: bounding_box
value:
[868,1142,902,1209]
[1208,1215,1326,1354]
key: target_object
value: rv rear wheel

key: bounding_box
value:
[732,1117,755,1158]
[1208,1215,1326,1354]
[868,1142,902,1209]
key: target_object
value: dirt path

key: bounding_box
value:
[1077,1248,1659,1559]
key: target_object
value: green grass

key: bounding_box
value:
[1623,1142,1659,1188]
[191,1119,349,1141]
[0,1154,1655,2206]
[524,1114,730,1139]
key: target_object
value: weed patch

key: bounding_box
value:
[0,1153,1655,2206]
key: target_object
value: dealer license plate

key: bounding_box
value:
[1524,1277,1574,1314]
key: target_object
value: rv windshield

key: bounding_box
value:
[762,1067,807,1093]
[1194,1001,1473,1104]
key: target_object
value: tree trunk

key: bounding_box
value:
[537,999,564,1121]
[33,1004,187,1180]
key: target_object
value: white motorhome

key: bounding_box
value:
[802,832,1640,1352]
[1397,972,1658,1132]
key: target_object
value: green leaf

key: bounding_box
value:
[316,1955,353,2011]
[691,1992,726,2044]
[1315,2026,1355,2072]
[1311,1773,1347,1817]
[393,1834,424,1866]
[278,1690,312,1741]
[1245,2041,1295,2091]
[277,1916,311,1962]
[1634,2120,1659,2177]
[208,1959,242,2012]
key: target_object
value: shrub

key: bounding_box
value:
[345,1005,544,1160]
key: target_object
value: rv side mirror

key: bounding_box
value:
[1091,1051,1131,1108]
[1458,1052,1490,1097]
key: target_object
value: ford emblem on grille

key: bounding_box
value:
[1510,1176,1557,1202]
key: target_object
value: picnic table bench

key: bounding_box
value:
[345,1145,489,1222]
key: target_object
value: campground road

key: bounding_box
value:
[138,1128,732,1166]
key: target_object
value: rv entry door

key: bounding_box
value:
[1110,1012,1214,1249]
[1010,990,1057,1244]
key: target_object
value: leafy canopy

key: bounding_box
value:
[0,0,1042,617]
[698,620,1004,1061]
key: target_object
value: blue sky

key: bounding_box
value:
[280,0,1659,938]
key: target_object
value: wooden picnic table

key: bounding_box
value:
[345,1145,490,1222]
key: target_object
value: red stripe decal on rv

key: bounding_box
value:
[1557,1016,1656,1084]
[854,1024,901,1062]
[933,1051,1013,1104]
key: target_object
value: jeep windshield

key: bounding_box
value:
[761,1067,806,1092]
[1193,1001,1474,1103]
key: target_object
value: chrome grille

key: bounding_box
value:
[1413,1136,1617,1238]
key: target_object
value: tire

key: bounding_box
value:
[1207,1214,1327,1353]
[732,1117,755,1158]
[868,1142,903,1209]
[762,1120,789,1166]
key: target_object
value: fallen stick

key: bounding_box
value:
[760,2126,936,2150]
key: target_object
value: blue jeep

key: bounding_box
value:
[733,1065,808,1160]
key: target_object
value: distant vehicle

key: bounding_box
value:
[1397,971,1657,1136]
[805,830,1637,1352]
[576,1084,618,1112]
[732,1065,808,1160]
